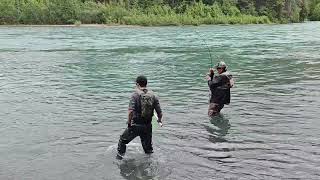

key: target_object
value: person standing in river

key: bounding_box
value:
[206,61,234,116]
[117,75,163,159]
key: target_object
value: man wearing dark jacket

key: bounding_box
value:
[206,62,234,116]
[117,75,163,159]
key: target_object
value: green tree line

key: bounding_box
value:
[0,0,319,25]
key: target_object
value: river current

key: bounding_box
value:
[0,22,320,179]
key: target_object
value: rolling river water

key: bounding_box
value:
[0,22,320,179]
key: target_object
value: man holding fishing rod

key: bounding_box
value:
[195,30,234,115]
[117,75,163,159]
[206,61,234,116]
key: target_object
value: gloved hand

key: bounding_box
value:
[206,68,214,81]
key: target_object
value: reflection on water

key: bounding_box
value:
[210,113,231,136]
[210,114,231,137]
[204,114,231,143]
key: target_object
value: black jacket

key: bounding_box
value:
[208,72,232,105]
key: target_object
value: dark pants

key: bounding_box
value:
[117,124,153,156]
[208,103,224,116]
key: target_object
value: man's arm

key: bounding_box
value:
[154,96,163,123]
[208,75,223,89]
[206,68,222,89]
[127,94,136,127]
[128,110,133,127]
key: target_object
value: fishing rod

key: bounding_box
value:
[195,30,214,67]
[195,30,215,78]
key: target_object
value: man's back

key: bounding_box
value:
[129,88,161,125]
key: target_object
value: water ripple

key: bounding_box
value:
[1,23,320,180]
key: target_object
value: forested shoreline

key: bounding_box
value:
[0,0,320,26]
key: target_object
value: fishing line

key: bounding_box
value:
[194,29,214,68]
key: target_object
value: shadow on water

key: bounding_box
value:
[204,114,231,143]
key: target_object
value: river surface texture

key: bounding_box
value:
[1,22,320,180]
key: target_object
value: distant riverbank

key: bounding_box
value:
[0,14,270,27]
[0,24,142,28]
[0,0,308,26]
[1,0,319,26]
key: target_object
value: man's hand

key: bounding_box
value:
[206,68,214,81]
[157,113,163,127]
[205,74,211,81]
[157,119,163,127]
[209,68,214,75]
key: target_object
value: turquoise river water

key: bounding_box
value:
[0,22,320,179]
